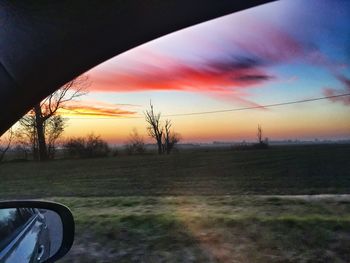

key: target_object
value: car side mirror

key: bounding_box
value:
[0,201,74,263]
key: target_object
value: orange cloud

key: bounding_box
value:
[58,100,139,118]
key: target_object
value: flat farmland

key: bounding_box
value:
[1,145,350,262]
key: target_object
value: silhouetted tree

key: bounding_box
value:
[16,114,67,160]
[163,119,180,154]
[46,115,66,159]
[0,128,14,162]
[145,102,163,154]
[144,102,180,155]
[257,124,263,144]
[255,124,269,149]
[16,115,38,159]
[18,75,88,161]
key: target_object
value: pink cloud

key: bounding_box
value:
[88,54,273,93]
[85,14,346,108]
[323,74,350,106]
[86,20,310,109]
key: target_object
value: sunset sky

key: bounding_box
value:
[62,0,350,144]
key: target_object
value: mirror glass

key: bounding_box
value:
[0,208,63,263]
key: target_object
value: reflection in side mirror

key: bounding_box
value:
[0,201,74,263]
[0,208,62,262]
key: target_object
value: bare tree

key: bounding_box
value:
[145,102,163,154]
[0,129,14,162]
[16,115,38,159]
[46,115,66,159]
[144,103,180,155]
[257,124,263,144]
[19,75,89,161]
[163,119,180,154]
[255,124,269,149]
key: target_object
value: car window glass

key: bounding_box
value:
[0,1,349,262]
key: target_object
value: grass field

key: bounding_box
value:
[1,145,350,262]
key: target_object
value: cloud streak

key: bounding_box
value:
[323,75,350,106]
[89,54,273,93]
[87,21,310,107]
[85,1,349,107]
[58,100,138,118]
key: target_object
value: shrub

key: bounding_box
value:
[85,134,110,158]
[112,148,119,157]
[253,140,269,150]
[64,137,86,158]
[64,134,110,158]
[124,129,146,155]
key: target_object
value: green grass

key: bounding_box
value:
[54,196,350,262]
[1,145,350,262]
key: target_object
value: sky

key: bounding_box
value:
[61,0,350,144]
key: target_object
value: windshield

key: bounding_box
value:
[1,0,349,262]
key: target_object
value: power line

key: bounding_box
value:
[163,93,350,117]
[65,93,350,120]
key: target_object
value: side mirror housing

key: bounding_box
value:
[0,200,74,263]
